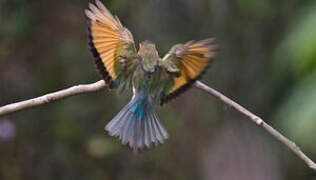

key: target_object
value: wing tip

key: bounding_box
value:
[86,0,121,30]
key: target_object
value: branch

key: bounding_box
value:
[0,80,106,116]
[194,81,316,171]
[0,80,315,170]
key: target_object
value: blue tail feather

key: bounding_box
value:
[105,92,168,150]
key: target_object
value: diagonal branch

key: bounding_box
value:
[194,81,316,171]
[0,80,315,170]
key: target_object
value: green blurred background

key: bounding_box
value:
[1,0,316,179]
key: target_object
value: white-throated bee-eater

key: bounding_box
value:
[85,0,216,151]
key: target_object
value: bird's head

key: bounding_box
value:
[138,40,160,72]
[138,40,159,59]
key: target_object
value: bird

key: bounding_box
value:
[85,0,216,151]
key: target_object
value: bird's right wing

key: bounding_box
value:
[85,0,138,89]
[160,39,216,104]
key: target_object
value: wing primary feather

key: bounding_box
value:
[85,10,96,21]
[95,0,118,24]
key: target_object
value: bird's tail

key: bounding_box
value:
[105,91,168,150]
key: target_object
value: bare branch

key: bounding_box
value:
[0,80,315,170]
[0,80,106,116]
[195,81,316,171]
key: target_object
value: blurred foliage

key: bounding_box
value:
[1,0,316,179]
[276,71,316,153]
[274,1,316,157]
[275,1,316,77]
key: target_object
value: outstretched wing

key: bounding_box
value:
[160,38,216,104]
[85,0,137,89]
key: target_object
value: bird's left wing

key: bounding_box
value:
[85,0,137,89]
[159,38,216,104]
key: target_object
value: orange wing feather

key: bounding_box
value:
[162,39,216,104]
[85,0,135,88]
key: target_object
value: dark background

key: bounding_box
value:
[1,0,316,179]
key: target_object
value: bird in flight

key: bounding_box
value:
[85,0,216,151]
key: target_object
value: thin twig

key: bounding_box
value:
[0,80,315,170]
[194,81,316,171]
